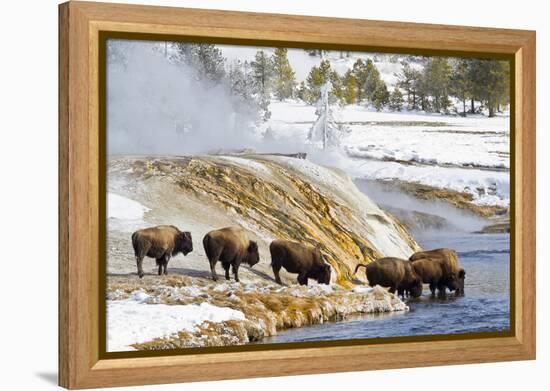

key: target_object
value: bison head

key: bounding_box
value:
[408,276,423,298]
[444,271,460,292]
[245,240,260,267]
[455,268,466,295]
[176,231,193,255]
[316,263,332,285]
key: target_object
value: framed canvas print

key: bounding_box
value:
[58,1,536,389]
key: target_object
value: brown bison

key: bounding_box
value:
[202,227,260,282]
[355,257,422,298]
[131,225,193,278]
[410,258,459,297]
[269,240,332,286]
[409,248,466,295]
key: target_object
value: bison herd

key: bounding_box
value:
[131,225,466,298]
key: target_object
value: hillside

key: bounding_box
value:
[107,154,420,285]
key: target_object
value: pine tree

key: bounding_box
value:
[304,60,341,104]
[396,60,422,109]
[271,48,296,101]
[343,70,358,104]
[468,59,509,117]
[422,57,452,112]
[389,87,404,111]
[172,43,226,83]
[296,81,307,102]
[351,59,369,101]
[307,80,348,149]
[329,70,345,104]
[250,50,273,96]
[305,65,324,104]
[451,59,472,116]
[228,60,270,122]
[363,59,385,105]
[372,83,390,111]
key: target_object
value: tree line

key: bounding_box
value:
[169,43,510,118]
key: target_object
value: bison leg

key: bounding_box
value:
[429,282,437,296]
[209,259,219,281]
[272,264,283,285]
[389,285,397,294]
[297,273,308,286]
[437,283,447,298]
[222,262,231,280]
[232,263,240,283]
[136,256,145,278]
[156,259,163,276]
[163,254,171,275]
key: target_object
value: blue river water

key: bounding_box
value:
[257,232,510,344]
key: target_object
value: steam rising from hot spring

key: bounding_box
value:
[106,40,260,155]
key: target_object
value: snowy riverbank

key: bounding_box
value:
[107,275,408,351]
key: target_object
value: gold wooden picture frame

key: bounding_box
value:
[59,1,536,389]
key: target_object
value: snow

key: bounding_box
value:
[108,193,150,220]
[216,155,272,175]
[264,100,510,208]
[352,285,374,293]
[107,293,246,352]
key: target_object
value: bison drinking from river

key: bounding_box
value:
[269,240,332,286]
[203,226,260,282]
[131,225,193,278]
[409,248,466,295]
[355,257,422,298]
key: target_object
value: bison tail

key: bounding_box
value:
[131,232,139,255]
[354,263,368,274]
[202,234,213,261]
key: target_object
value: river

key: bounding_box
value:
[256,179,510,344]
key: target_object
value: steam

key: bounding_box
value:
[107,40,260,155]
[107,39,315,156]
[354,179,487,233]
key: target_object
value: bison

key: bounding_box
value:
[410,258,459,297]
[202,226,260,282]
[131,225,193,278]
[269,240,332,286]
[355,257,422,298]
[409,248,466,295]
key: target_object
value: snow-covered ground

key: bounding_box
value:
[263,101,510,208]
[108,193,150,220]
[107,290,245,351]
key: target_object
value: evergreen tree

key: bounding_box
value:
[271,48,296,101]
[422,57,452,112]
[389,87,404,111]
[228,60,254,101]
[250,50,273,96]
[363,59,385,105]
[351,59,369,101]
[307,80,349,149]
[296,81,307,102]
[228,60,270,122]
[396,60,422,109]
[343,70,358,104]
[329,70,345,104]
[304,64,325,104]
[372,83,390,111]
[468,59,509,117]
[173,43,226,83]
[304,60,342,104]
[451,59,472,116]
